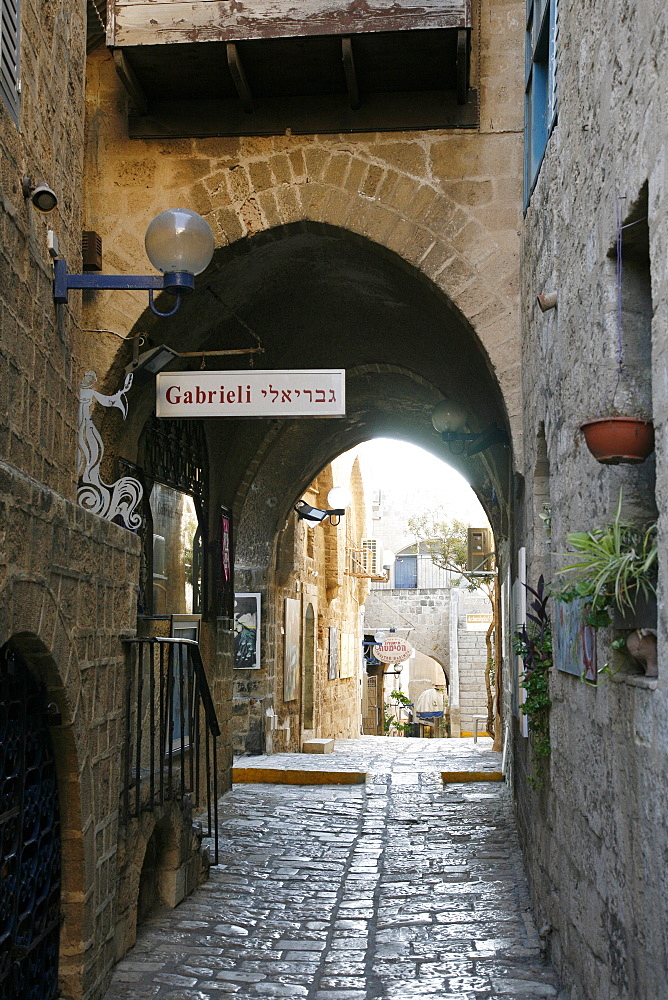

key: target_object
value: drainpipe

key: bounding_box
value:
[449,588,461,737]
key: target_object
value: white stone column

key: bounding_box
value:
[449,588,460,737]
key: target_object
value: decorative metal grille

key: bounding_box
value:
[137,415,209,616]
[0,645,61,1000]
[142,415,208,501]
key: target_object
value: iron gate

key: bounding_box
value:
[0,644,61,1000]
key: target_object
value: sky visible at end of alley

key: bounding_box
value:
[336,438,491,534]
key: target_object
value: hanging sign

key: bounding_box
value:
[373,636,413,664]
[156,369,345,418]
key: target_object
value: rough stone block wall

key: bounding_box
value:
[364,589,451,677]
[457,626,489,732]
[518,2,668,998]
[232,466,367,756]
[81,0,526,453]
[0,460,141,1000]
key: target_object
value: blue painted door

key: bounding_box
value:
[394,555,417,589]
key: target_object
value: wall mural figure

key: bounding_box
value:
[77,370,143,529]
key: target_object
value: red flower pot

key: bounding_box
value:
[580,417,655,465]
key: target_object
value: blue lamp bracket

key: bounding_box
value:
[52,258,195,317]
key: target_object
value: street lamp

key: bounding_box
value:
[53,208,215,317]
[431,399,509,456]
[294,485,353,526]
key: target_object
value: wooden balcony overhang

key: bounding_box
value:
[107,0,477,138]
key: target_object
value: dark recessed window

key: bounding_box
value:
[0,0,20,125]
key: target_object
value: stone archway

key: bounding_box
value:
[100,221,514,755]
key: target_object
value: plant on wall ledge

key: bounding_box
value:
[554,491,657,630]
[514,576,552,789]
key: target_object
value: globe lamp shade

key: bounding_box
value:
[327,486,353,510]
[431,399,468,434]
[145,208,214,276]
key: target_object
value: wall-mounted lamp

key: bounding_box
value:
[53,207,214,317]
[294,486,352,527]
[22,177,58,213]
[431,400,509,457]
[126,344,180,382]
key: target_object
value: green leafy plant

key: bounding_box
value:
[514,576,552,789]
[383,690,414,734]
[554,491,657,629]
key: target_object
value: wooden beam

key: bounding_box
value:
[109,0,472,48]
[128,89,479,138]
[456,28,467,105]
[226,42,254,113]
[341,37,360,110]
[112,48,148,114]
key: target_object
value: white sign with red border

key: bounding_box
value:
[374,636,413,664]
[156,369,345,418]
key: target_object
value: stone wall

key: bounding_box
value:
[364,587,492,735]
[364,589,451,674]
[517,2,668,998]
[82,0,526,454]
[232,461,369,755]
[0,460,141,999]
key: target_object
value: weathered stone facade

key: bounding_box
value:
[517,2,668,999]
[0,0,541,995]
[233,459,369,755]
[364,587,492,736]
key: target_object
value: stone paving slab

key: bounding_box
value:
[235,736,502,777]
[103,738,560,1000]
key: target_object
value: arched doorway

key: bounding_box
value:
[0,643,61,1000]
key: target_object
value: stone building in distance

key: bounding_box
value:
[0,0,666,997]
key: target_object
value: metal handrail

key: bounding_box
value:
[121,637,220,863]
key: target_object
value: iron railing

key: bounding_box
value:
[121,637,220,863]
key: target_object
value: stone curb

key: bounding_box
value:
[232,767,367,785]
[441,770,504,782]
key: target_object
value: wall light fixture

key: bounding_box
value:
[53,208,214,317]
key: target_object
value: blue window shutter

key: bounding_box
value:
[0,0,20,125]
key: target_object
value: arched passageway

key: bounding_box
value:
[108,222,512,754]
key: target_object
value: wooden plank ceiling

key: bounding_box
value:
[107,0,477,137]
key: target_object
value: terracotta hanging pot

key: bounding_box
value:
[580,417,655,465]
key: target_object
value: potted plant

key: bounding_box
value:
[580,200,654,465]
[580,416,654,465]
[554,493,658,677]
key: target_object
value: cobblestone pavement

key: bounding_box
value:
[104,738,563,1000]
[236,736,504,776]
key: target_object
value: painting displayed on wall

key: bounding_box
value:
[218,506,234,623]
[555,598,597,681]
[284,597,301,701]
[328,627,339,680]
[339,632,356,678]
[233,593,260,669]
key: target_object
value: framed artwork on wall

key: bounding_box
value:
[328,626,339,680]
[234,593,261,669]
[554,598,597,682]
[218,506,234,624]
[284,597,301,701]
[339,632,356,678]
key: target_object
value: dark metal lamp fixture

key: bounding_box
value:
[431,399,509,457]
[126,344,180,382]
[53,208,214,317]
[294,486,352,527]
[22,177,58,213]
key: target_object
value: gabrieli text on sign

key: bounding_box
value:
[156,370,345,418]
